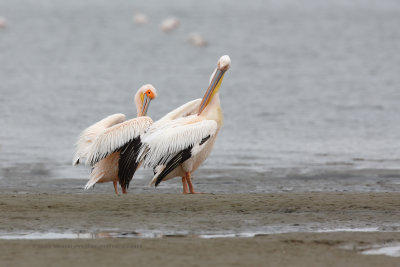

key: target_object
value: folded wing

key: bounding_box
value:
[85,116,153,167]
[139,115,217,186]
[72,113,126,165]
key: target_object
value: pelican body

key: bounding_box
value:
[139,56,231,193]
[73,84,157,194]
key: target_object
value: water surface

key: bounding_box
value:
[1,0,400,192]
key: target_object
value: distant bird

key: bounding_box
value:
[160,17,180,33]
[138,56,231,194]
[133,13,149,25]
[73,84,157,194]
[186,32,208,47]
[0,17,7,28]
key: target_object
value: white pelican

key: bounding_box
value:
[133,13,149,25]
[186,32,208,47]
[139,55,231,194]
[73,84,157,194]
[160,17,180,33]
[0,17,6,28]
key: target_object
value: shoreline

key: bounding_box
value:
[1,192,399,233]
[1,232,400,267]
[1,192,399,266]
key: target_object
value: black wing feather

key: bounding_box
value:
[199,135,210,145]
[118,137,142,190]
[155,145,193,187]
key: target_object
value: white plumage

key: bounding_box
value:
[160,17,180,32]
[72,113,126,166]
[133,13,149,25]
[140,116,218,168]
[73,84,157,194]
[86,117,152,166]
[186,32,208,47]
[0,17,6,29]
[138,55,231,193]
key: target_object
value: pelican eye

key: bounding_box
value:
[145,89,155,99]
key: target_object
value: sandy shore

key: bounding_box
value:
[1,192,399,233]
[2,232,400,267]
[0,192,399,266]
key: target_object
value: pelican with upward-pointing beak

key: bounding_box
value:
[73,84,157,194]
[139,55,231,194]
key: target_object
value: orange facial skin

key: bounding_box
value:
[146,89,156,99]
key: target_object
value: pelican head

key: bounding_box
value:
[135,84,157,116]
[198,55,231,115]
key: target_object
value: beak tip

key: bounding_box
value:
[217,55,231,71]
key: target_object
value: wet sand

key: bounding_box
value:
[2,232,400,267]
[0,192,400,266]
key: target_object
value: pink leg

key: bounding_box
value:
[182,176,189,194]
[113,181,119,195]
[121,186,127,194]
[185,172,204,194]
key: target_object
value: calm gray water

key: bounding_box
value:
[1,0,400,193]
